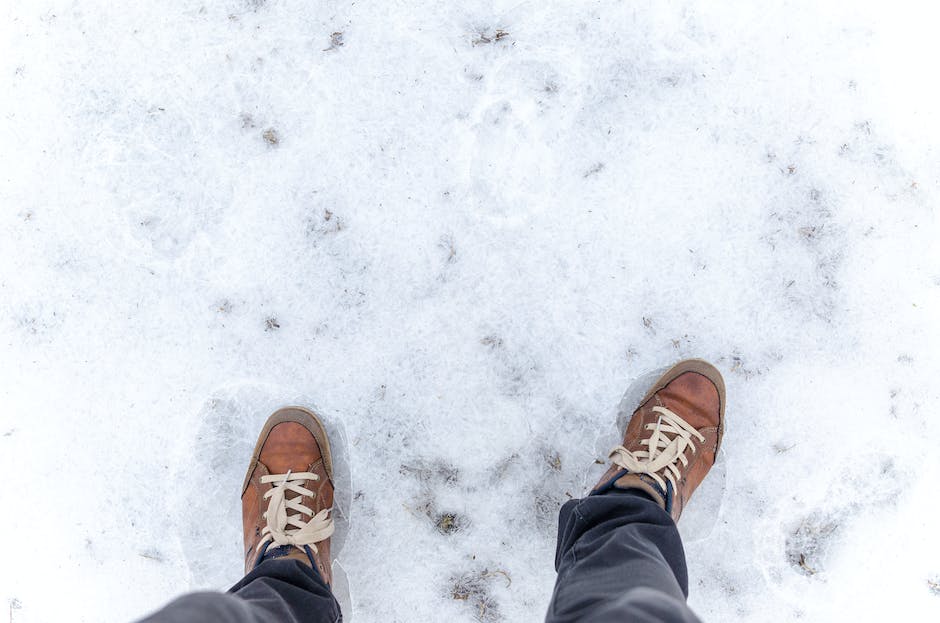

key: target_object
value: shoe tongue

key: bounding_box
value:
[613,472,667,505]
[257,544,315,568]
[260,544,294,563]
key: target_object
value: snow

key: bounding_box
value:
[1,1,939,621]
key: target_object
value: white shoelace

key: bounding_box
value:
[608,406,706,493]
[256,470,334,555]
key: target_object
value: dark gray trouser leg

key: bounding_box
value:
[136,559,341,623]
[545,491,703,623]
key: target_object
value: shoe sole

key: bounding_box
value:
[240,406,335,495]
[631,358,727,454]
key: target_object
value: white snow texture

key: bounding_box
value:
[2,1,939,621]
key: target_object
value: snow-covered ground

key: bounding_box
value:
[2,1,939,621]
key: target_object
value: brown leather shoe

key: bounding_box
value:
[241,406,336,584]
[593,359,726,522]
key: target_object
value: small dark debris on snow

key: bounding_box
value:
[480,335,503,349]
[798,225,819,240]
[927,576,940,596]
[544,450,562,471]
[450,572,483,599]
[728,354,764,379]
[373,384,387,400]
[2,429,14,437]
[786,512,840,577]
[262,127,279,146]
[139,549,165,562]
[435,512,466,535]
[400,460,461,486]
[240,113,256,129]
[583,162,605,178]
[797,553,816,575]
[307,208,344,237]
[439,234,457,264]
[215,299,232,314]
[265,317,280,331]
[670,334,694,352]
[473,29,511,46]
[324,31,344,51]
[449,570,502,622]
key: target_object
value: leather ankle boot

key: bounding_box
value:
[594,359,726,522]
[241,407,336,584]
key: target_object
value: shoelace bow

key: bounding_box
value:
[256,470,334,555]
[608,406,706,494]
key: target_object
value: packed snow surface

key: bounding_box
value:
[2,1,939,621]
